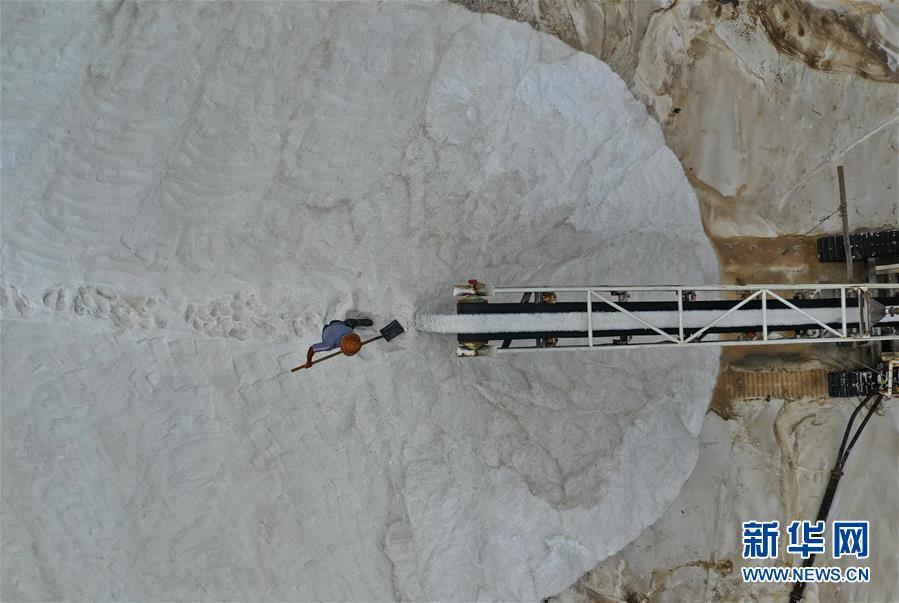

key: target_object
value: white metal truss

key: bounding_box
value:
[482,283,899,353]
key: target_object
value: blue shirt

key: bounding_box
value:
[312,321,353,352]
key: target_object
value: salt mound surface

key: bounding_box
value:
[1,2,719,600]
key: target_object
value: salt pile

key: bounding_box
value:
[2,2,718,599]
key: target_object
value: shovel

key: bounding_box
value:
[291,320,405,373]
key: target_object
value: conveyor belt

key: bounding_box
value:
[449,296,899,343]
[455,297,893,314]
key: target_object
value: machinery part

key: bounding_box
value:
[827,369,880,398]
[536,290,557,347]
[861,297,888,334]
[456,343,495,357]
[881,354,899,397]
[860,295,899,338]
[816,229,899,263]
[453,279,492,298]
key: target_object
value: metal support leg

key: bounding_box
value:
[587,290,593,347]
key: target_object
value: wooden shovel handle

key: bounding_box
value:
[290,335,383,373]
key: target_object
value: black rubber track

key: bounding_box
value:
[827,370,880,398]
[816,229,899,262]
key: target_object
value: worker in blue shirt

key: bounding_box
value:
[304,317,373,368]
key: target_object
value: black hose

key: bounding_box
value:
[789,393,883,602]
[841,396,883,466]
[836,392,877,463]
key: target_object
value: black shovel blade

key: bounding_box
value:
[379,319,405,342]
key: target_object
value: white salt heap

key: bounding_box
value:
[1,2,718,600]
